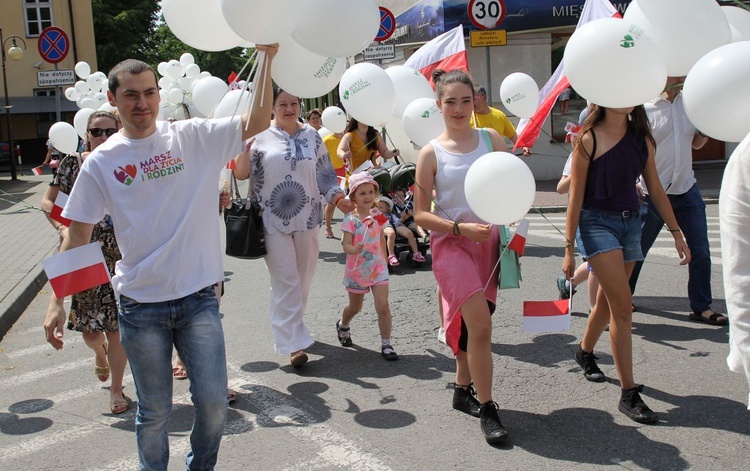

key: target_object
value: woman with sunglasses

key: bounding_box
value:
[43,111,131,415]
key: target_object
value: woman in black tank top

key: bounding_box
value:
[563,104,690,424]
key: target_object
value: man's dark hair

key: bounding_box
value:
[473,85,487,97]
[108,59,158,95]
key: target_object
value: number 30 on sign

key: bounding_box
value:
[468,0,506,30]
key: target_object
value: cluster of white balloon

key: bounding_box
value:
[563,0,750,142]
[156,53,216,120]
[64,61,113,112]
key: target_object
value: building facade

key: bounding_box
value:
[1,0,96,166]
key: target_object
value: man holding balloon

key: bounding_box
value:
[57,44,278,470]
[628,77,727,327]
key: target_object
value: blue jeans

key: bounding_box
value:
[119,286,228,471]
[629,184,713,312]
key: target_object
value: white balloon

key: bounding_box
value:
[86,74,104,93]
[166,60,185,80]
[162,0,246,51]
[214,89,252,118]
[272,37,346,99]
[185,63,200,79]
[198,71,212,79]
[73,108,96,139]
[318,127,332,139]
[158,76,173,90]
[385,66,435,118]
[564,18,667,108]
[464,152,536,225]
[179,52,195,66]
[293,0,380,57]
[221,0,301,44]
[168,88,184,104]
[192,76,230,116]
[157,62,169,76]
[722,6,750,42]
[99,103,117,112]
[499,73,540,119]
[338,63,395,127]
[178,77,194,93]
[624,0,731,76]
[321,106,347,133]
[48,122,80,155]
[74,80,90,96]
[402,98,445,147]
[64,87,79,101]
[93,92,108,107]
[682,41,750,142]
[80,97,97,110]
[74,61,91,79]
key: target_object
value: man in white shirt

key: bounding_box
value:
[50,47,277,470]
[629,77,727,326]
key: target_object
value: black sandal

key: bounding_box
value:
[689,310,728,326]
[336,320,352,347]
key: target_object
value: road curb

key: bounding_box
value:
[0,265,48,342]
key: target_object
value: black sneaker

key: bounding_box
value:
[557,276,575,300]
[452,383,481,418]
[574,344,606,382]
[381,344,398,361]
[479,401,508,445]
[619,385,658,424]
[336,320,352,347]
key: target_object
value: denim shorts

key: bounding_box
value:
[578,207,643,262]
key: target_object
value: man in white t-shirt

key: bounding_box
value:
[50,49,277,470]
[629,77,726,326]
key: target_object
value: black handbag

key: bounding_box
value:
[224,172,266,259]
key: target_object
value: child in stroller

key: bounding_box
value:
[378,196,425,267]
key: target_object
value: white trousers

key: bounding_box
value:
[263,228,319,355]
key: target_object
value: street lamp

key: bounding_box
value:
[1,29,26,181]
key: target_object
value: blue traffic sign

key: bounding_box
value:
[375,7,396,42]
[38,26,70,64]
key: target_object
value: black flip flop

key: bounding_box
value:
[689,311,728,326]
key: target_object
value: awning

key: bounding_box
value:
[4,96,80,115]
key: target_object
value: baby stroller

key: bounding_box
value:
[369,161,429,269]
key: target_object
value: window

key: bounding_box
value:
[24,1,54,37]
[34,88,56,97]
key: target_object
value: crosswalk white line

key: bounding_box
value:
[0,357,89,389]
[5,336,83,359]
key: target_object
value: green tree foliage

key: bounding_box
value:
[144,22,249,82]
[92,0,160,73]
[92,0,249,80]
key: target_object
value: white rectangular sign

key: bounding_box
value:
[363,44,395,61]
[37,70,76,87]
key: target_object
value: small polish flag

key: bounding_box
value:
[225,159,236,170]
[523,299,571,333]
[49,192,72,227]
[42,242,111,299]
[370,208,388,226]
[227,71,241,90]
[32,166,43,176]
[338,176,347,191]
[508,219,529,257]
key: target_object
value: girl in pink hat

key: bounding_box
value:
[336,172,398,360]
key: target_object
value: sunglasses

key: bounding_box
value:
[88,127,118,138]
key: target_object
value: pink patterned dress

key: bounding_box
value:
[342,211,389,293]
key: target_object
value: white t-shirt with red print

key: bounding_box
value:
[63,117,241,302]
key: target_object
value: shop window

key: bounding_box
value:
[24,1,54,37]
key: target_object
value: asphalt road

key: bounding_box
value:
[1,205,748,470]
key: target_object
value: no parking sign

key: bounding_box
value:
[37,26,70,64]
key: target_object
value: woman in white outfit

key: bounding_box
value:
[233,87,351,367]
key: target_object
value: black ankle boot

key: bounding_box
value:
[452,383,481,417]
[479,401,508,445]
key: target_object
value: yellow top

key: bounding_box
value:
[323,133,344,170]
[470,107,516,140]
[346,131,377,171]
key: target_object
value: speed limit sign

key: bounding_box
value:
[468,0,506,30]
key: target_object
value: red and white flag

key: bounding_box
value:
[227,71,241,90]
[49,192,72,227]
[42,242,111,299]
[514,0,619,150]
[404,25,469,88]
[225,159,236,170]
[508,219,529,257]
[32,166,43,176]
[523,299,571,333]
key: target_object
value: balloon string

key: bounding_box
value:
[731,0,750,12]
[243,51,264,132]
[206,49,258,120]
[483,237,507,292]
